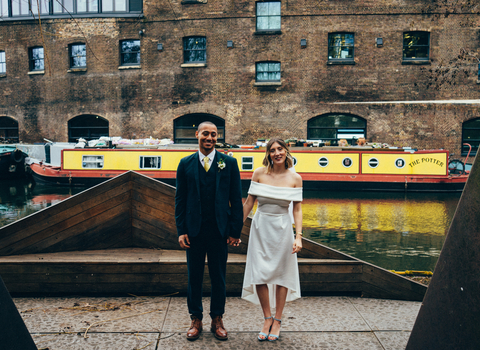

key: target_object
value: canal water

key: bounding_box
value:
[0,180,461,272]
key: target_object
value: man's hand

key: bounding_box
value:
[227,236,241,247]
[179,234,190,249]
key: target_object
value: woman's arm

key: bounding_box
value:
[292,201,303,254]
[243,194,257,222]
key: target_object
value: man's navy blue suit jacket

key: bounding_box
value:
[175,151,244,239]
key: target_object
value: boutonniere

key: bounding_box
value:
[217,159,226,171]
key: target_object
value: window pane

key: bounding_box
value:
[65,0,74,12]
[77,0,87,12]
[464,119,480,128]
[0,0,7,16]
[0,52,5,74]
[268,16,281,30]
[257,2,268,16]
[32,47,44,59]
[309,129,336,139]
[115,0,126,11]
[102,0,113,11]
[269,2,280,15]
[88,0,97,12]
[257,17,268,30]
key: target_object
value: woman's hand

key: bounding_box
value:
[292,235,302,254]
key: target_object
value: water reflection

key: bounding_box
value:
[0,180,84,228]
[302,191,460,272]
[0,181,461,272]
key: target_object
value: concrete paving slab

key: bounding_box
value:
[349,298,421,331]
[157,331,385,350]
[13,296,422,349]
[375,331,411,350]
[16,296,169,333]
[31,332,159,350]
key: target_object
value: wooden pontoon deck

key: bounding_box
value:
[0,171,426,301]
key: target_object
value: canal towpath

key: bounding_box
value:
[15,294,421,349]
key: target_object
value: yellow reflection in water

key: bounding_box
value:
[302,199,449,236]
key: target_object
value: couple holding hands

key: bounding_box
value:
[175,122,303,342]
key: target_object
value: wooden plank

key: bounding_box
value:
[12,200,131,256]
[131,201,176,232]
[132,191,175,216]
[131,227,180,250]
[0,183,132,253]
[362,266,426,301]
[132,181,175,208]
[132,173,176,198]
[0,173,132,239]
[131,217,178,245]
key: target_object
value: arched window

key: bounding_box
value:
[307,114,366,145]
[174,114,225,144]
[462,118,480,156]
[0,116,19,142]
[68,115,109,142]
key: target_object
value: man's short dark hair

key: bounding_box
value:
[197,121,217,131]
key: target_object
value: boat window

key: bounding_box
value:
[342,157,353,168]
[368,158,379,168]
[82,155,104,168]
[318,157,329,167]
[241,156,254,170]
[395,158,406,169]
[307,114,366,146]
[291,156,297,166]
[140,156,161,169]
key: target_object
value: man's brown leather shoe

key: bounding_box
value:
[211,315,228,340]
[186,316,202,341]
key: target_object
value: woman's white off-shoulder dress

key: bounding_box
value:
[241,181,303,307]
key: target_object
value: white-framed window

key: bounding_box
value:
[139,156,161,169]
[120,40,140,66]
[318,157,329,168]
[82,155,104,168]
[256,1,281,31]
[0,51,5,74]
[69,43,87,68]
[29,47,44,71]
[241,156,254,170]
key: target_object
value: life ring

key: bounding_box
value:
[11,149,25,163]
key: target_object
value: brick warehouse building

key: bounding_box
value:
[0,0,480,159]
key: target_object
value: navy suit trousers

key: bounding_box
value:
[186,227,228,320]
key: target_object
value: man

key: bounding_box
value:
[175,121,244,341]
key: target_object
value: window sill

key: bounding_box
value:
[0,74,6,79]
[254,81,282,86]
[181,63,207,68]
[118,65,141,70]
[28,70,45,75]
[401,60,430,65]
[181,0,207,3]
[67,68,87,73]
[327,60,355,65]
[254,30,282,35]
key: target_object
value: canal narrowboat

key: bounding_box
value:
[0,145,28,180]
[29,143,469,192]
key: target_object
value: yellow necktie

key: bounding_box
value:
[203,156,210,172]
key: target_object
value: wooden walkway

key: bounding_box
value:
[0,172,426,300]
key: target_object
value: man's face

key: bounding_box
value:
[196,124,218,154]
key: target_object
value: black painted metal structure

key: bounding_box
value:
[406,153,480,350]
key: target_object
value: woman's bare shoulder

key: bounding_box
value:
[252,166,267,181]
[291,171,303,187]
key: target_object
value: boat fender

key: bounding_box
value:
[11,149,25,163]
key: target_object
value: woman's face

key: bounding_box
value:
[269,142,286,166]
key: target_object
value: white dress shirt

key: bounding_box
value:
[199,149,216,169]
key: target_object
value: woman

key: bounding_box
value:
[241,138,303,342]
